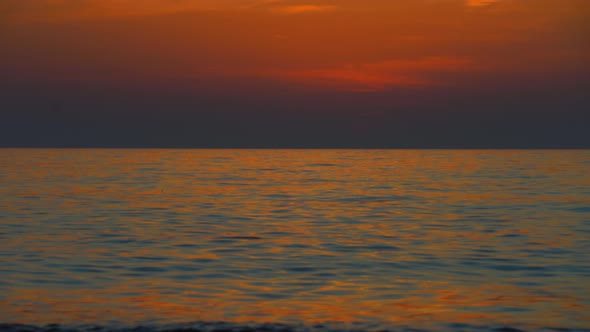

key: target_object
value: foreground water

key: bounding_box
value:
[0,149,589,331]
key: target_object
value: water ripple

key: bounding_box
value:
[0,149,588,328]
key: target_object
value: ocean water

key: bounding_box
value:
[0,149,589,332]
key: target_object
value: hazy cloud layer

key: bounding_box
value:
[257,57,478,91]
[2,0,512,22]
[465,0,499,6]
[270,5,338,14]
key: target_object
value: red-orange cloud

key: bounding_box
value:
[270,5,338,14]
[465,0,499,7]
[257,57,478,92]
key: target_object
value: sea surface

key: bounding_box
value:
[1,149,589,332]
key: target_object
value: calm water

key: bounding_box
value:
[1,149,589,331]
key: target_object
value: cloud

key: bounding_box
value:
[270,4,338,14]
[465,0,499,7]
[0,0,268,22]
[257,57,478,92]
[1,0,342,23]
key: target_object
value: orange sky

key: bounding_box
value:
[0,0,589,147]
[2,0,588,92]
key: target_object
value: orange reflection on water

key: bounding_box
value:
[4,280,585,326]
[1,149,589,327]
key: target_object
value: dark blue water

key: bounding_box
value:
[0,149,589,331]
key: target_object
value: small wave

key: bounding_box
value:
[1,323,588,332]
[214,236,263,241]
[569,207,590,213]
[332,195,412,203]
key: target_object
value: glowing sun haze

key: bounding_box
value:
[1,0,588,147]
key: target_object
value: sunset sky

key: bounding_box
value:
[1,0,588,148]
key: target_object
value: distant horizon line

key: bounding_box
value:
[1,146,588,150]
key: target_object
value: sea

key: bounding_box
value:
[0,149,589,332]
